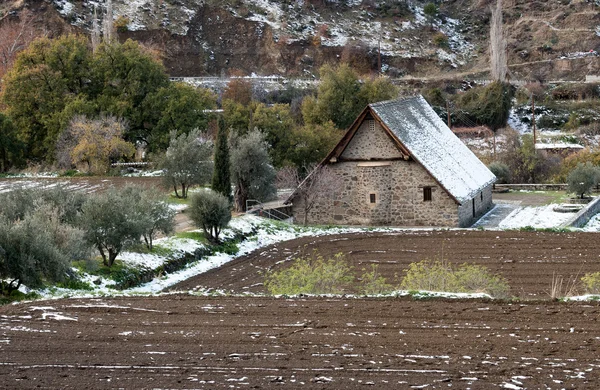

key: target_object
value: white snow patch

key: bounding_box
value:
[498,205,573,229]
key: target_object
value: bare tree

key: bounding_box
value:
[91,6,101,53]
[0,10,39,80]
[281,164,343,225]
[490,0,507,82]
[103,0,114,43]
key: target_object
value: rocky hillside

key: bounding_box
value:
[1,0,599,79]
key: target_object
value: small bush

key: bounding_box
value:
[265,252,353,295]
[189,189,231,242]
[400,259,510,298]
[433,32,449,48]
[114,16,130,33]
[566,162,600,199]
[581,272,600,294]
[488,162,510,184]
[360,264,394,295]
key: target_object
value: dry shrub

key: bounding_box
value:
[264,252,353,295]
[400,259,510,299]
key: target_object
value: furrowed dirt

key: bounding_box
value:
[2,295,600,388]
[171,230,600,299]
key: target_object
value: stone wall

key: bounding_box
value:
[292,158,462,226]
[457,184,494,227]
[342,119,404,160]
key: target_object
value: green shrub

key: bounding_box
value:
[189,189,231,242]
[360,264,394,295]
[581,272,600,294]
[265,252,353,295]
[488,162,510,184]
[567,162,600,199]
[400,259,510,298]
[56,278,94,291]
[433,32,449,48]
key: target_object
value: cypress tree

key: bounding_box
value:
[212,118,232,201]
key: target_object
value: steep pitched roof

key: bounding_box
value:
[324,95,495,205]
[373,96,496,204]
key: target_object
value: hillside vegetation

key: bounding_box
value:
[1,0,598,79]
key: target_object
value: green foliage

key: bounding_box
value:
[433,32,449,48]
[79,187,145,267]
[287,121,342,168]
[0,197,91,295]
[264,252,354,295]
[159,129,214,199]
[458,81,514,131]
[581,272,600,295]
[360,264,394,295]
[423,3,438,18]
[566,162,600,199]
[2,35,93,160]
[120,185,176,250]
[303,64,398,129]
[230,129,277,211]
[514,134,542,183]
[142,82,217,151]
[400,259,510,299]
[557,149,600,182]
[92,39,170,145]
[488,162,510,184]
[1,35,197,162]
[0,113,23,171]
[212,118,232,201]
[189,189,232,242]
[253,103,295,167]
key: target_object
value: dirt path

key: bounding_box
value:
[2,296,600,388]
[170,230,600,299]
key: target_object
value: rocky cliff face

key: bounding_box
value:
[1,0,599,79]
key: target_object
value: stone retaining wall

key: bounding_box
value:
[562,196,600,228]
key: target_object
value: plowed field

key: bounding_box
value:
[3,231,600,388]
[172,230,600,299]
[2,296,600,388]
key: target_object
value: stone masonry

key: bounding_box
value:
[291,119,493,227]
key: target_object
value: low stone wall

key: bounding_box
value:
[495,184,568,191]
[562,196,600,228]
[495,184,600,193]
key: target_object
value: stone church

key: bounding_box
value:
[286,96,496,227]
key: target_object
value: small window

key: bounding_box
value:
[423,187,432,202]
[480,192,483,202]
[369,193,377,204]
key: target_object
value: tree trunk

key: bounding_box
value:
[98,245,108,266]
[173,184,179,198]
[182,183,187,199]
[144,234,152,250]
[108,248,119,268]
[234,183,248,212]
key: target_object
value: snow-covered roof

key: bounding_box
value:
[368,96,496,204]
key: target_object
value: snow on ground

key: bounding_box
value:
[497,204,573,229]
[581,213,600,232]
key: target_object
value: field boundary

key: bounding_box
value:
[563,196,600,228]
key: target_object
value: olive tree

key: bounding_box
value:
[189,190,231,242]
[230,129,277,212]
[121,186,176,250]
[0,189,90,295]
[80,187,144,267]
[160,129,214,199]
[567,162,600,199]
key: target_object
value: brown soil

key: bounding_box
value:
[2,295,600,388]
[170,230,600,299]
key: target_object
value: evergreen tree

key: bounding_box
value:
[212,118,232,201]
